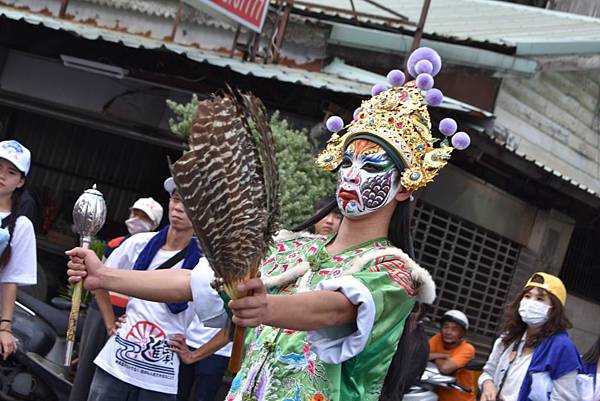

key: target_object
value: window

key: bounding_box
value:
[412,201,522,338]
[560,226,600,302]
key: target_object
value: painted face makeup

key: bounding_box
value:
[336,139,401,218]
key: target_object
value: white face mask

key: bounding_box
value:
[518,299,551,327]
[125,217,152,235]
[336,140,401,219]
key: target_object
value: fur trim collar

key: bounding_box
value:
[272,229,322,243]
[347,247,436,304]
[262,238,436,304]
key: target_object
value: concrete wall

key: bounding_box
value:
[566,295,600,353]
[494,70,600,194]
[419,164,538,246]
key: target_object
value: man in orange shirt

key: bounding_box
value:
[429,310,476,401]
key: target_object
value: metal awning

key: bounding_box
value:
[293,0,600,56]
[0,6,490,117]
[2,5,598,204]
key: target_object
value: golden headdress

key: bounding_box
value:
[316,47,471,191]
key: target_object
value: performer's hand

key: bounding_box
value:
[107,314,127,336]
[169,334,195,365]
[229,278,268,328]
[65,247,104,290]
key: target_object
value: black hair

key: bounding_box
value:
[0,184,25,269]
[291,197,340,233]
[388,199,414,257]
[379,302,429,400]
[314,196,338,214]
[582,337,600,365]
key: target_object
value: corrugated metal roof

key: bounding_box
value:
[491,135,598,198]
[0,7,364,94]
[294,0,600,54]
[0,5,490,117]
[2,6,596,200]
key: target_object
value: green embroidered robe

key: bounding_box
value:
[226,234,417,401]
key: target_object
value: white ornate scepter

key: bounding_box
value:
[65,184,107,366]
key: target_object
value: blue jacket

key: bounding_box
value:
[517,331,582,401]
[583,361,597,386]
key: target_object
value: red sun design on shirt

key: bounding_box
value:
[126,321,166,346]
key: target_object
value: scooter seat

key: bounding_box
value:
[16,290,85,340]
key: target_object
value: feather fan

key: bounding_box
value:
[170,89,280,298]
[169,89,280,372]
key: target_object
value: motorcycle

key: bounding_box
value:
[0,290,83,401]
[402,361,479,401]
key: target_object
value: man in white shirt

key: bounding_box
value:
[89,178,200,401]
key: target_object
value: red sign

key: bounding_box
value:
[186,0,269,33]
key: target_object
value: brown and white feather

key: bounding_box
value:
[170,90,280,299]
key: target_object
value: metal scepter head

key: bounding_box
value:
[72,184,106,240]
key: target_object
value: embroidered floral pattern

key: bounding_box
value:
[227,235,415,401]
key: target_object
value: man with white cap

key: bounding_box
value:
[103,197,163,259]
[83,177,200,401]
[428,309,476,401]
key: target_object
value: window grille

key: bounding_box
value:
[412,201,522,338]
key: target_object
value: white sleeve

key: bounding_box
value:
[478,337,505,389]
[104,233,155,270]
[190,258,228,327]
[550,371,579,401]
[0,217,36,285]
[306,275,375,364]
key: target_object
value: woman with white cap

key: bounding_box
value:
[0,140,36,360]
[479,272,582,401]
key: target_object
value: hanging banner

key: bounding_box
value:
[185,0,269,33]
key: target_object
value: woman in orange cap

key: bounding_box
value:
[479,272,582,401]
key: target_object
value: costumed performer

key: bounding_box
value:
[66,47,473,401]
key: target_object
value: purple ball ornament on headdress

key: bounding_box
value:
[415,60,434,75]
[407,47,442,78]
[326,116,344,133]
[371,83,388,97]
[416,73,434,91]
[452,132,471,150]
[425,88,444,106]
[386,69,405,87]
[439,118,457,137]
[353,107,362,121]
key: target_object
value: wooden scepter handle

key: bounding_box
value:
[228,320,248,373]
[65,237,90,366]
[227,264,259,373]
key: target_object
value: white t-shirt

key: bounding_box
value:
[499,352,533,401]
[185,316,232,358]
[185,257,232,357]
[0,214,37,297]
[94,232,195,395]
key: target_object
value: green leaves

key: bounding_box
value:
[271,113,336,228]
[167,94,200,138]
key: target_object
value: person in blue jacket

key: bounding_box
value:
[478,272,582,401]
[581,337,599,401]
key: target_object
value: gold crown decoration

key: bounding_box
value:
[316,47,471,192]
